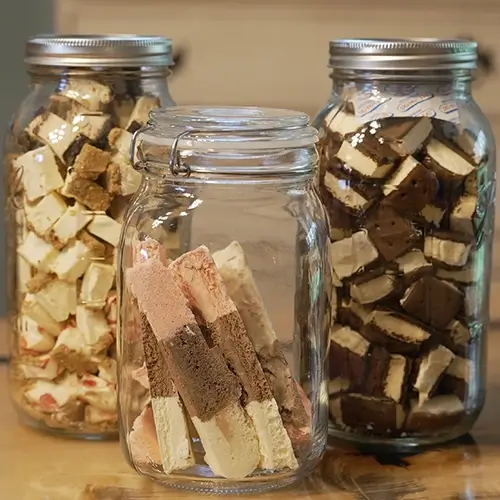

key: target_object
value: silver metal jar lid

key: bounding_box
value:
[329,38,477,71]
[25,34,173,67]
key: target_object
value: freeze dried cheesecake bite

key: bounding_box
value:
[317,115,486,439]
[9,73,168,435]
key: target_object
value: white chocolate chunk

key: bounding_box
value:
[79,373,117,412]
[19,316,55,353]
[53,326,92,360]
[330,231,378,280]
[61,79,112,111]
[424,236,471,268]
[323,170,369,212]
[426,138,475,177]
[18,232,58,272]
[87,215,122,247]
[330,326,370,357]
[85,406,117,425]
[24,377,78,411]
[49,240,91,281]
[28,113,80,161]
[350,273,396,304]
[22,294,62,336]
[337,141,393,179]
[18,255,32,294]
[14,146,64,202]
[98,357,117,385]
[19,355,60,380]
[34,279,77,322]
[450,195,477,238]
[76,305,112,351]
[49,202,94,247]
[81,263,115,308]
[25,192,67,235]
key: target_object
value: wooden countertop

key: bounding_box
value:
[1,326,500,500]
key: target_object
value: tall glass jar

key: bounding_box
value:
[5,35,176,438]
[313,39,496,450]
[117,106,329,493]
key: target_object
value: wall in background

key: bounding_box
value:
[0,0,54,315]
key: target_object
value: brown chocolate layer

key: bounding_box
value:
[207,312,273,405]
[140,313,176,399]
[161,322,241,422]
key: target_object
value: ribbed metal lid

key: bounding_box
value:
[329,38,477,71]
[25,34,173,67]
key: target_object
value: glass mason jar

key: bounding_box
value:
[118,106,329,492]
[5,35,176,438]
[313,39,496,450]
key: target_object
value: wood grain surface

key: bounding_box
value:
[1,319,500,499]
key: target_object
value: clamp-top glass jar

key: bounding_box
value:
[314,39,496,449]
[117,106,329,492]
[6,35,176,438]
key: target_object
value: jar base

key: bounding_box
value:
[327,416,478,452]
[17,410,118,441]
[132,462,317,495]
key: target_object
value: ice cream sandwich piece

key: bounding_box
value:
[424,233,472,268]
[26,112,87,164]
[383,354,412,404]
[126,95,160,133]
[171,246,298,470]
[446,320,471,348]
[61,78,112,111]
[72,143,111,180]
[330,231,378,280]
[329,326,370,385]
[76,305,113,353]
[87,215,122,247]
[350,269,397,305]
[449,195,478,238]
[366,205,419,262]
[108,128,133,159]
[440,356,471,400]
[336,129,398,179]
[405,395,464,433]
[363,345,391,397]
[129,258,261,479]
[419,203,447,228]
[400,276,463,330]
[112,96,135,129]
[33,278,77,322]
[323,170,371,215]
[413,345,455,406]
[382,156,438,215]
[362,309,431,355]
[138,313,194,473]
[337,393,405,434]
[61,173,112,212]
[52,326,96,374]
[25,192,67,236]
[128,404,162,466]
[48,240,92,282]
[21,293,62,336]
[395,250,433,284]
[423,138,476,180]
[337,298,372,331]
[436,263,475,284]
[19,354,61,380]
[81,263,115,309]
[377,117,433,156]
[18,232,58,272]
[47,202,94,249]
[328,377,350,397]
[320,195,355,242]
[324,106,361,138]
[212,241,310,455]
[18,316,55,353]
